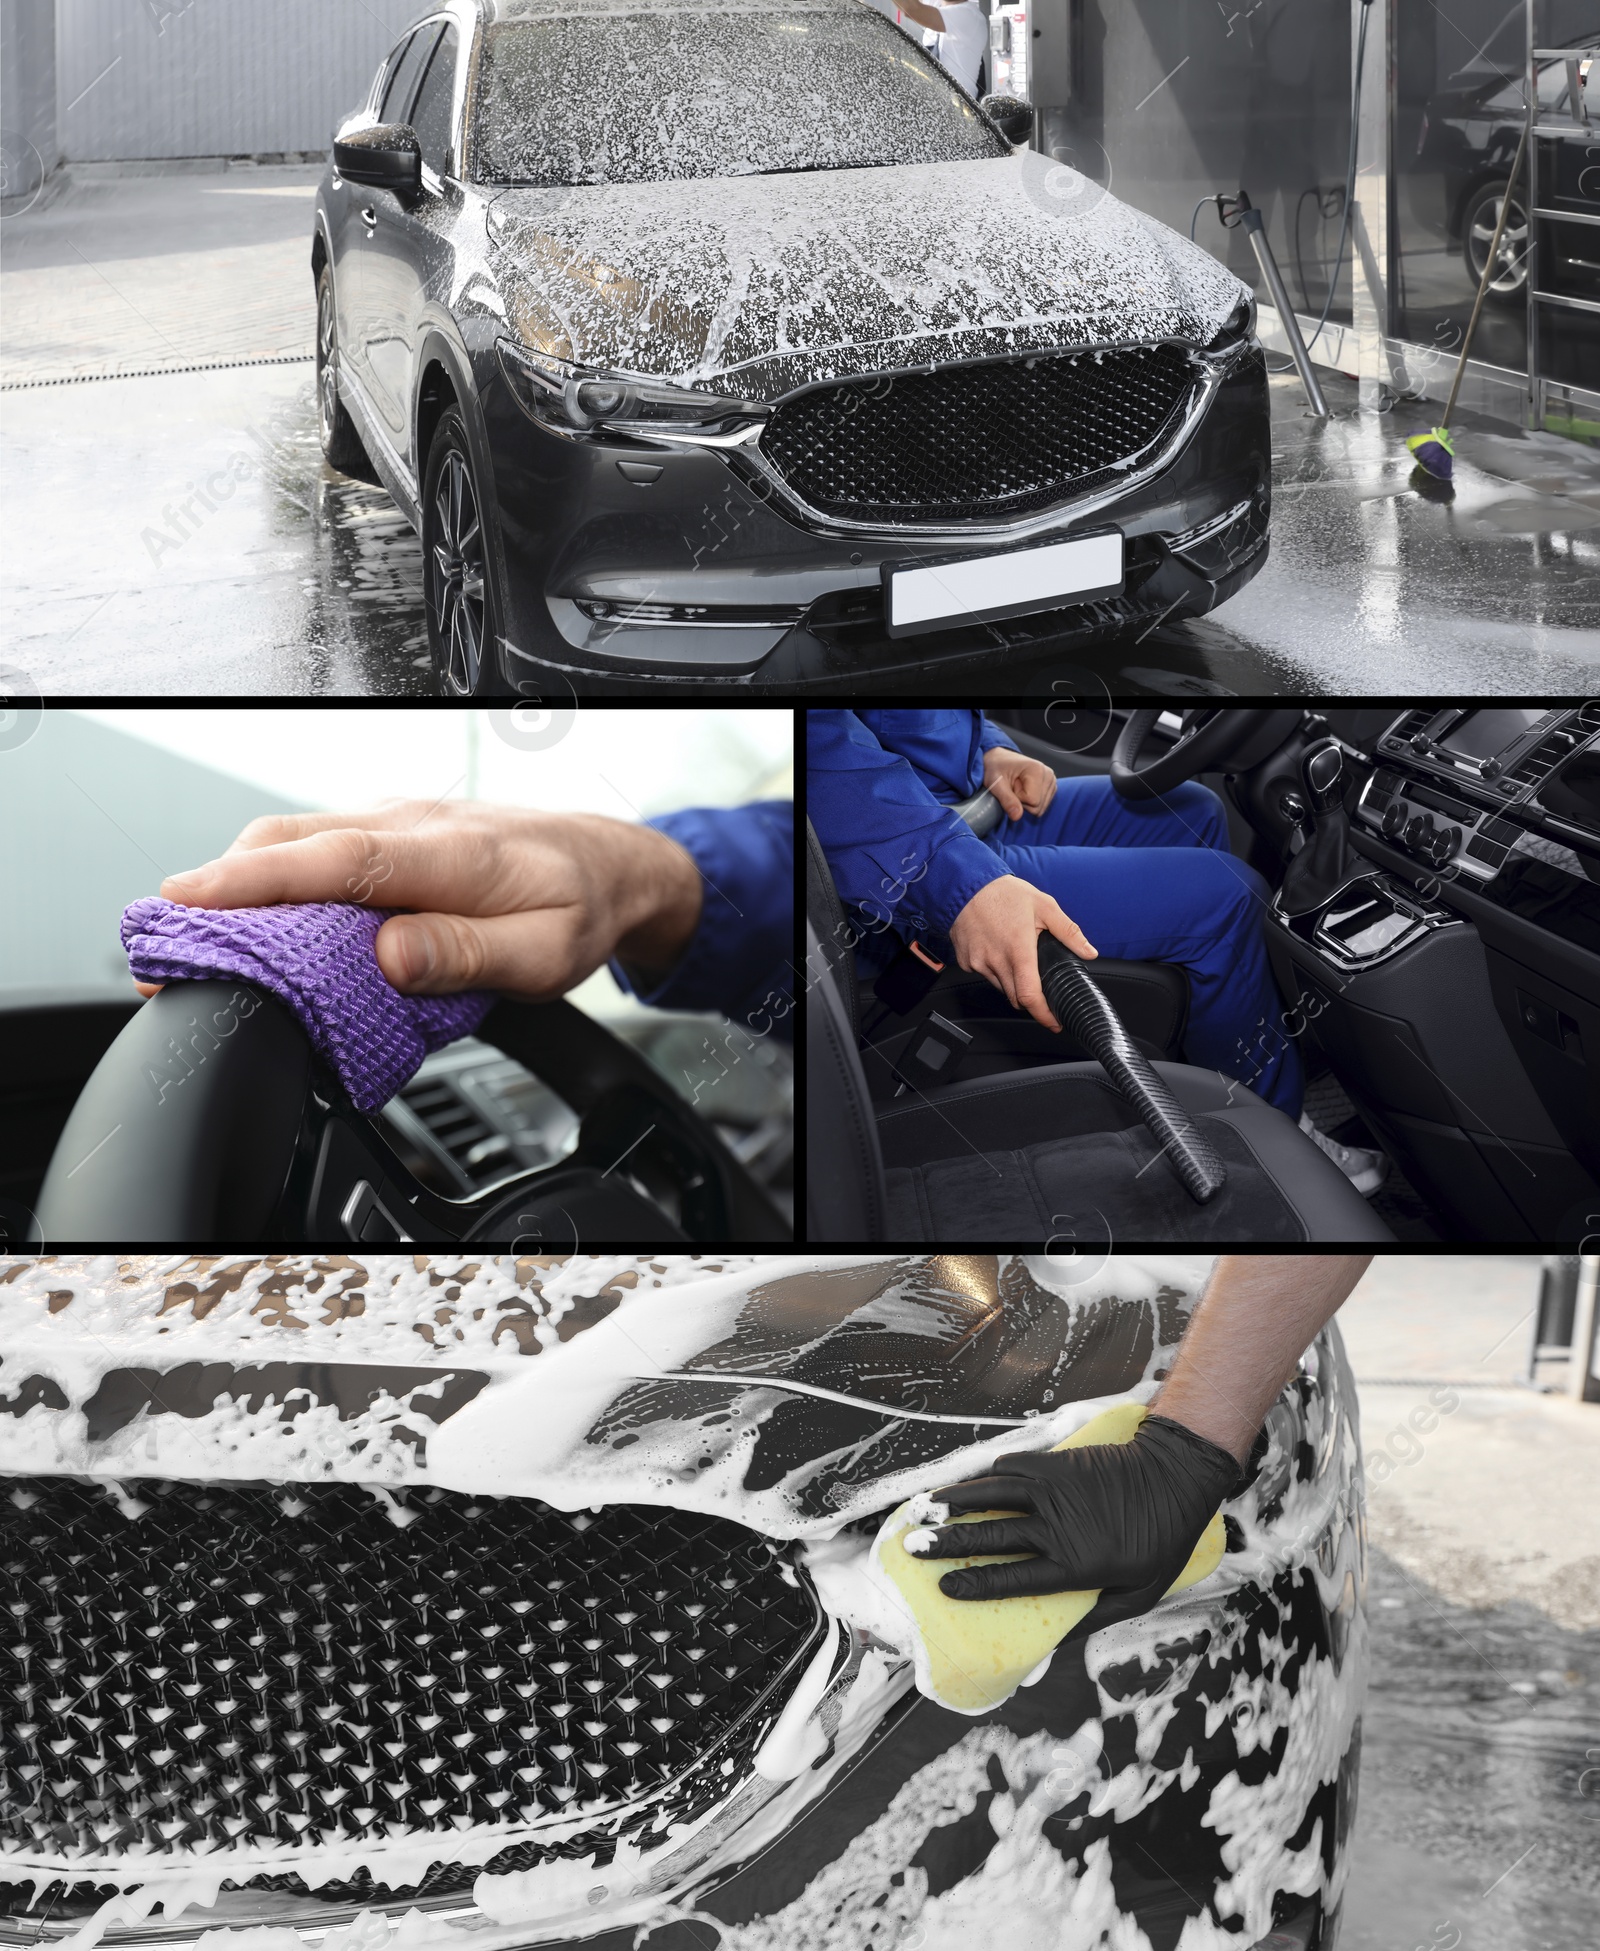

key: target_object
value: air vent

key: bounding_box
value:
[1578,701,1600,735]
[1506,728,1582,792]
[1387,709,1432,745]
[397,1076,514,1187]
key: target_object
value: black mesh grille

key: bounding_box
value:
[759,343,1201,523]
[1,1478,819,1911]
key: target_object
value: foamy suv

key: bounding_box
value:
[1,1254,1363,1949]
[314,0,1268,694]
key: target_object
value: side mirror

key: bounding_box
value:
[980,94,1034,143]
[333,123,423,200]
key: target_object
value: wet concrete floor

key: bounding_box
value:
[1343,1546,1597,1951]
[2,366,434,696]
[1340,1259,1599,1951]
[3,167,1598,695]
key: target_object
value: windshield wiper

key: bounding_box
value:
[751,160,891,178]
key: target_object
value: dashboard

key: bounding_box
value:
[1347,706,1600,950]
[377,1016,795,1230]
[1332,706,1600,1206]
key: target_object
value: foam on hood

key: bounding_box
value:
[491,149,1248,397]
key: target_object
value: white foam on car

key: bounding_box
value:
[0,1256,1365,1947]
[489,145,1245,397]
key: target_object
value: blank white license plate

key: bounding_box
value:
[884,529,1124,638]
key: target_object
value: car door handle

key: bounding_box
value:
[362,205,378,229]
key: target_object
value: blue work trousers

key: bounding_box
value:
[984,776,1303,1118]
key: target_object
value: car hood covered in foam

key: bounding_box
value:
[486,151,1249,400]
[0,1253,1208,1528]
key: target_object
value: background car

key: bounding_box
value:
[0,709,794,1246]
[1415,42,1600,306]
[806,705,1600,1245]
[314,0,1269,696]
[0,1251,1365,1949]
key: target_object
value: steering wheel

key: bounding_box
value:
[32,982,790,1245]
[1111,708,1302,799]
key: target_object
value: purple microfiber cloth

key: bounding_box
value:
[122,897,494,1114]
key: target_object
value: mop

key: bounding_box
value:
[1407,107,1533,482]
[871,1401,1227,1714]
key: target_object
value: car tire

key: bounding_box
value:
[316,264,367,472]
[1461,180,1528,305]
[422,405,505,697]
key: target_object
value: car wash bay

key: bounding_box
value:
[0,0,1596,696]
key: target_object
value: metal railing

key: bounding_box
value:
[1526,19,1600,430]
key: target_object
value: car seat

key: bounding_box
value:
[805,819,1395,1244]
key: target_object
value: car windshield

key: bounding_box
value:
[471,3,1005,187]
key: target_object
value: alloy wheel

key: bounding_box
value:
[1467,192,1529,294]
[431,447,486,695]
[317,282,339,443]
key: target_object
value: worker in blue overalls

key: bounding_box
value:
[808,708,1384,1189]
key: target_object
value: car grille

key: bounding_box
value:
[758,342,1201,524]
[1,1477,821,1910]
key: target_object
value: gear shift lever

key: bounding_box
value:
[1279,738,1358,916]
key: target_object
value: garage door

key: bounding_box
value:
[58,0,423,162]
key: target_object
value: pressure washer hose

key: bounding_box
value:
[1305,0,1378,354]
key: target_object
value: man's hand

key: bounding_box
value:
[947,874,1095,1030]
[135,801,703,1003]
[904,1415,1242,1638]
[981,746,1057,822]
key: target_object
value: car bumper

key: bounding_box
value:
[480,346,1272,693]
[1,1254,1362,1949]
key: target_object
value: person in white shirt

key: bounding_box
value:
[862,0,989,98]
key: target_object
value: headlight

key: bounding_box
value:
[1205,295,1258,354]
[497,338,766,441]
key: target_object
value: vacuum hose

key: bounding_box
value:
[1037,935,1228,1205]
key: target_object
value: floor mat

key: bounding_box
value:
[1304,1068,1442,1242]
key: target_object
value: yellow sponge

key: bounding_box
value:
[873,1401,1226,1714]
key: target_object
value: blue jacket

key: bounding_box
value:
[806,711,1017,942]
[612,801,794,1042]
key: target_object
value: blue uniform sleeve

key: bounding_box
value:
[977,714,1020,757]
[806,710,1007,942]
[610,802,794,1041]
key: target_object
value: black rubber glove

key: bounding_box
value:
[908,1414,1243,1636]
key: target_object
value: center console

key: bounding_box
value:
[1263,705,1600,1240]
[1355,704,1600,883]
[1274,871,1462,971]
